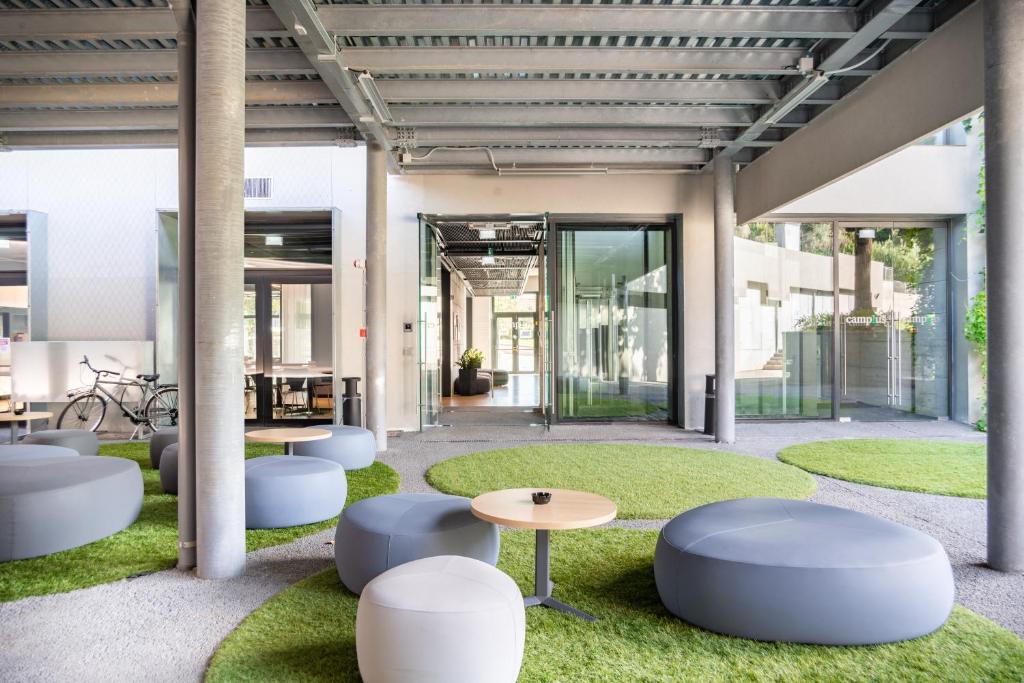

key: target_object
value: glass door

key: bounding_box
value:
[493,313,537,374]
[245,273,333,424]
[419,216,442,429]
[494,316,516,372]
[516,316,536,373]
[838,225,949,420]
[555,225,673,420]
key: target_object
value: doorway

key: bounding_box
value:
[837,224,949,421]
[244,273,333,423]
[419,214,548,428]
[493,298,538,375]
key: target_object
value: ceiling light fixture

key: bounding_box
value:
[357,72,393,124]
[265,234,283,246]
[479,229,497,240]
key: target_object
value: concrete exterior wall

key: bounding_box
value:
[0,136,981,431]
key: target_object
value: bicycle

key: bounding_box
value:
[57,355,179,438]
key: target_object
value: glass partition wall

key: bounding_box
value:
[735,220,950,421]
[734,222,834,418]
[555,225,673,420]
[245,274,333,423]
[419,216,442,428]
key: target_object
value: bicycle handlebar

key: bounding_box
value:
[80,355,117,377]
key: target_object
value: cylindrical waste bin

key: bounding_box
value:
[703,374,715,436]
[341,376,362,427]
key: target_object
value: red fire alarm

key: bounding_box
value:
[359,328,367,338]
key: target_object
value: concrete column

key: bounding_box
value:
[174,1,197,572]
[365,142,388,451]
[714,152,736,444]
[193,0,246,579]
[984,0,1024,573]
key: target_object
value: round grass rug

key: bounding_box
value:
[0,442,399,602]
[426,444,816,519]
[778,439,986,499]
[206,529,1024,683]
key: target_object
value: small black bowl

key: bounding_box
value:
[532,491,552,505]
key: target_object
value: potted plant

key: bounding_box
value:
[456,347,485,394]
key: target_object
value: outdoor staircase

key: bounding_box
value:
[761,352,785,372]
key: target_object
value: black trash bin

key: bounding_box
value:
[704,374,715,436]
[341,376,362,427]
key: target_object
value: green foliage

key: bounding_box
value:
[426,443,815,519]
[794,312,833,331]
[779,439,987,499]
[456,346,485,369]
[0,443,399,602]
[964,114,987,430]
[208,529,1024,683]
[735,222,833,257]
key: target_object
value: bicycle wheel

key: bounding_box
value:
[145,387,179,429]
[57,393,107,432]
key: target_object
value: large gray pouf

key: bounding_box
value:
[0,444,79,460]
[336,493,500,595]
[293,425,376,470]
[159,443,178,495]
[149,428,178,469]
[0,455,143,561]
[245,455,347,529]
[654,497,955,645]
[21,429,98,456]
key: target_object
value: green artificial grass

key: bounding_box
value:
[0,442,399,602]
[778,439,987,499]
[426,444,816,519]
[206,529,1024,683]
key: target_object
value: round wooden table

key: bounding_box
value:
[471,487,617,621]
[0,411,53,444]
[245,427,331,455]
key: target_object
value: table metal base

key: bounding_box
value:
[524,529,597,622]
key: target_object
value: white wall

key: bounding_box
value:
[471,296,493,363]
[773,145,976,216]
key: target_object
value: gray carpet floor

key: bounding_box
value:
[0,420,1019,683]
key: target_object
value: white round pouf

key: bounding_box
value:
[356,555,525,683]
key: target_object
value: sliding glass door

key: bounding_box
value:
[555,225,673,420]
[838,225,949,420]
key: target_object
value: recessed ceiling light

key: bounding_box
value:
[479,229,497,239]
[265,234,283,246]
[0,239,10,249]
[481,255,496,266]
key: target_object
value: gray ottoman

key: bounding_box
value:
[159,443,178,495]
[0,444,79,460]
[21,429,98,455]
[293,425,376,470]
[654,498,955,645]
[0,455,143,561]
[335,493,500,595]
[149,428,178,469]
[245,455,347,529]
